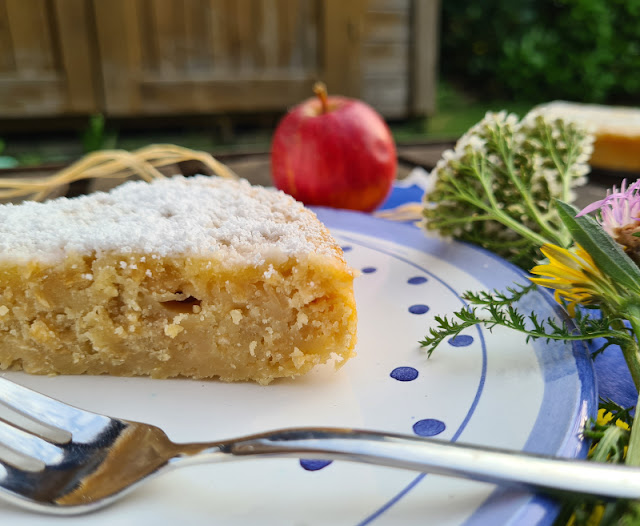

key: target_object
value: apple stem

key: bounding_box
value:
[313,82,329,114]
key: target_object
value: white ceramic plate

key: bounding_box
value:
[0,208,595,526]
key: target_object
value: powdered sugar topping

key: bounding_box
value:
[0,176,338,265]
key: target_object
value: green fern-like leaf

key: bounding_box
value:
[420,286,631,356]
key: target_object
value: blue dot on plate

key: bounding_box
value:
[390,366,419,382]
[408,304,429,315]
[413,419,446,437]
[362,267,377,274]
[448,335,474,347]
[341,245,353,252]
[300,459,333,471]
[407,276,428,285]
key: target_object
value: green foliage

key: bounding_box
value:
[419,285,631,357]
[554,400,637,526]
[441,0,640,104]
[0,139,19,169]
[422,111,592,268]
[81,114,118,153]
[557,201,640,295]
[587,400,633,462]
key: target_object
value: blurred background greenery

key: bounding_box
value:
[441,0,640,105]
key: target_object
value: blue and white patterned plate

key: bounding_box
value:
[0,208,596,526]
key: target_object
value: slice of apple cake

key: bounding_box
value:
[0,176,357,384]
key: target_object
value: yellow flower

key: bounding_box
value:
[597,408,630,431]
[588,410,630,458]
[530,243,607,316]
[594,409,630,457]
[566,504,606,526]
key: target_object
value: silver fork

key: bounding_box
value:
[0,376,638,516]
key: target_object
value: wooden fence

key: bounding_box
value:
[0,0,439,120]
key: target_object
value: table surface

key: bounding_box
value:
[218,143,631,212]
[0,140,628,209]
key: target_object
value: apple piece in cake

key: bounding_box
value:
[0,176,357,385]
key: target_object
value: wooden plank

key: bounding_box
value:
[298,0,319,74]
[172,0,189,72]
[0,1,17,73]
[411,0,439,116]
[321,0,366,97]
[194,0,216,70]
[207,0,230,72]
[234,0,256,72]
[360,1,412,116]
[287,0,302,70]
[0,74,58,83]
[362,42,408,76]
[182,0,217,107]
[250,0,266,70]
[151,0,185,74]
[131,77,316,115]
[52,0,100,113]
[141,70,314,83]
[367,0,409,11]
[276,0,296,69]
[4,0,56,76]
[139,0,159,73]
[45,0,63,73]
[364,9,410,42]
[224,0,243,71]
[0,78,66,116]
[184,0,212,72]
[93,0,143,114]
[361,74,407,118]
[261,0,279,70]
[0,0,97,116]
[208,0,231,72]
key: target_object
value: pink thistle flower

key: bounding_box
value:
[577,179,640,236]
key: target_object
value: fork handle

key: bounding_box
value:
[174,427,640,499]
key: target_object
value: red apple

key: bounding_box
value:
[270,82,397,212]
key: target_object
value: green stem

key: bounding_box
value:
[626,391,640,466]
[616,338,640,394]
[493,128,565,246]
[619,310,640,392]
[624,308,640,467]
[422,318,622,351]
[432,214,495,226]
[544,125,568,193]
[558,125,579,202]
[467,152,552,247]
[475,238,533,250]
